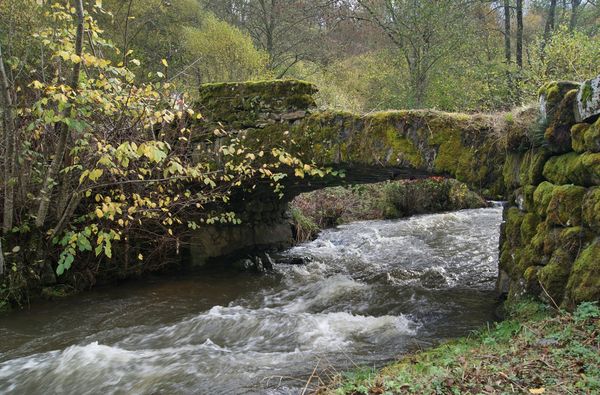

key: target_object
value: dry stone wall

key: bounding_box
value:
[498,77,600,308]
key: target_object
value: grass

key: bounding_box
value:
[316,300,600,394]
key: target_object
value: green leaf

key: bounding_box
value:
[63,254,74,270]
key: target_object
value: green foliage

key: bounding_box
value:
[522,26,600,101]
[181,14,269,85]
[0,2,332,305]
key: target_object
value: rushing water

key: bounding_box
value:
[0,206,502,394]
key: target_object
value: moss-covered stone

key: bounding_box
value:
[503,153,525,189]
[538,248,573,303]
[538,81,580,125]
[520,213,541,244]
[532,181,556,217]
[543,152,600,186]
[559,226,594,257]
[544,90,578,153]
[504,207,525,247]
[196,79,318,130]
[583,117,600,153]
[513,185,536,212]
[582,187,600,231]
[571,123,590,153]
[564,239,600,305]
[546,184,586,226]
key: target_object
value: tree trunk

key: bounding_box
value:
[542,0,557,51]
[504,0,512,66]
[35,0,85,228]
[516,0,523,70]
[0,42,16,234]
[570,0,581,31]
[0,238,4,277]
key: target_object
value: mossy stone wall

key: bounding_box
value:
[499,77,600,309]
[194,81,517,198]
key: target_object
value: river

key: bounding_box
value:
[0,206,503,394]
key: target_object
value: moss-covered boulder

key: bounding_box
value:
[546,184,586,226]
[574,75,600,123]
[503,149,550,189]
[571,123,591,153]
[538,248,573,303]
[520,213,541,245]
[584,118,600,152]
[544,89,578,153]
[543,152,600,186]
[582,187,600,231]
[539,81,580,125]
[532,181,556,217]
[504,207,525,247]
[564,239,600,306]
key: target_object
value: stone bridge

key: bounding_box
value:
[186,79,529,264]
[187,78,600,309]
[192,80,533,199]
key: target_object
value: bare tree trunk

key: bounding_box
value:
[0,42,16,234]
[504,0,512,66]
[35,0,85,228]
[542,0,557,52]
[570,0,581,31]
[516,0,523,70]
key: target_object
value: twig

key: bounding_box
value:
[301,359,321,395]
[538,280,561,311]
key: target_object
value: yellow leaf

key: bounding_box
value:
[70,54,81,64]
[161,58,169,67]
[95,208,104,218]
[529,389,545,394]
[138,253,144,261]
[88,168,103,182]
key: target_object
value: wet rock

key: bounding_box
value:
[419,270,448,288]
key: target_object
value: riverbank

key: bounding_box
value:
[321,300,600,394]
[290,178,488,242]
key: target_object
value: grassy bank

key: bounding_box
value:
[319,301,599,394]
[290,178,487,242]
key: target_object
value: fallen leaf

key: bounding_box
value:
[529,389,545,394]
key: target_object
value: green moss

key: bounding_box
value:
[546,184,587,226]
[582,187,600,231]
[503,153,524,189]
[542,152,600,186]
[544,90,578,153]
[571,123,591,153]
[532,181,556,217]
[539,81,580,123]
[505,207,525,247]
[580,80,593,105]
[530,220,551,255]
[538,248,573,303]
[520,213,541,244]
[558,226,593,257]
[565,239,600,306]
[583,119,600,152]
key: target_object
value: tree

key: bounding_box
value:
[180,14,269,85]
[354,0,480,108]
[204,0,336,78]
